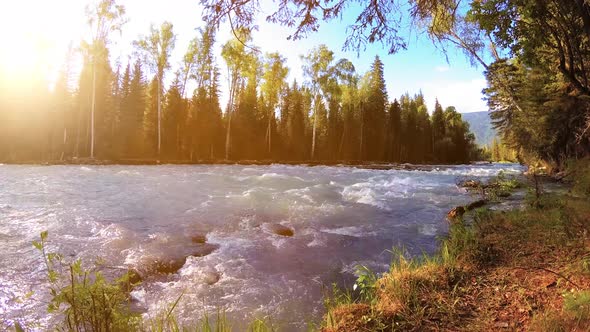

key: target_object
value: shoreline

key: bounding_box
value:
[3,163,544,331]
[1,159,496,171]
[323,161,590,331]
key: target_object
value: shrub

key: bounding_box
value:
[33,231,141,331]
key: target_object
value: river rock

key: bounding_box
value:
[202,271,221,285]
[190,233,207,244]
[447,206,465,219]
[152,257,188,275]
[127,269,143,285]
[137,244,218,277]
[191,243,219,257]
[265,223,294,237]
[466,199,487,211]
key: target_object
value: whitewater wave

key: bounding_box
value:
[0,162,524,330]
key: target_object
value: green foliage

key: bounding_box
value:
[247,317,277,332]
[323,282,354,311]
[488,137,518,162]
[33,231,141,331]
[567,158,590,198]
[564,290,590,321]
[485,170,521,200]
[460,171,522,202]
[353,265,379,304]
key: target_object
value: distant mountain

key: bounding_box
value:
[461,111,497,147]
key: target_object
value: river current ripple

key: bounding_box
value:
[0,163,524,330]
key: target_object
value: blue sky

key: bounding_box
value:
[0,0,488,113]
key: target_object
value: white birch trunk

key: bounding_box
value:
[90,62,97,159]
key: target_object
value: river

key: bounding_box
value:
[0,163,523,330]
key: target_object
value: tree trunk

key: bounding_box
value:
[61,127,67,161]
[311,102,317,160]
[266,113,272,156]
[359,102,364,160]
[225,113,231,160]
[157,78,162,158]
[90,62,97,159]
[338,121,346,159]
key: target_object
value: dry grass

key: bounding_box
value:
[323,183,590,331]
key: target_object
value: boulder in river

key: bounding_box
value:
[265,223,294,237]
[135,243,220,278]
[191,243,219,257]
[202,271,221,285]
[466,199,487,211]
[190,233,207,244]
[152,257,187,275]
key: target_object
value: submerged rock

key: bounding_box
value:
[202,271,221,285]
[135,243,220,278]
[265,223,294,237]
[191,243,219,257]
[190,233,207,244]
[466,199,487,211]
[152,257,187,275]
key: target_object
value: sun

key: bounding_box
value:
[0,0,86,86]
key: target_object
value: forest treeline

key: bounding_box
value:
[0,0,480,164]
[200,0,590,169]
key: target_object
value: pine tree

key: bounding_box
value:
[386,99,402,162]
[163,75,185,158]
[362,56,388,161]
[432,98,446,161]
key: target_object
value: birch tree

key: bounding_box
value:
[261,52,289,156]
[301,45,334,159]
[83,0,126,158]
[134,21,176,157]
[221,29,253,160]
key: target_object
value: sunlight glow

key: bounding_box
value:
[0,0,85,86]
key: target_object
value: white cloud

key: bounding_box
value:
[422,78,488,113]
[435,65,450,73]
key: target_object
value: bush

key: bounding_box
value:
[33,231,141,331]
[566,158,590,198]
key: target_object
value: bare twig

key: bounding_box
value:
[227,11,260,53]
[513,266,581,290]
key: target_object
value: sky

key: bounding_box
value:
[0,0,488,113]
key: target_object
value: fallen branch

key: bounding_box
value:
[512,266,581,290]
